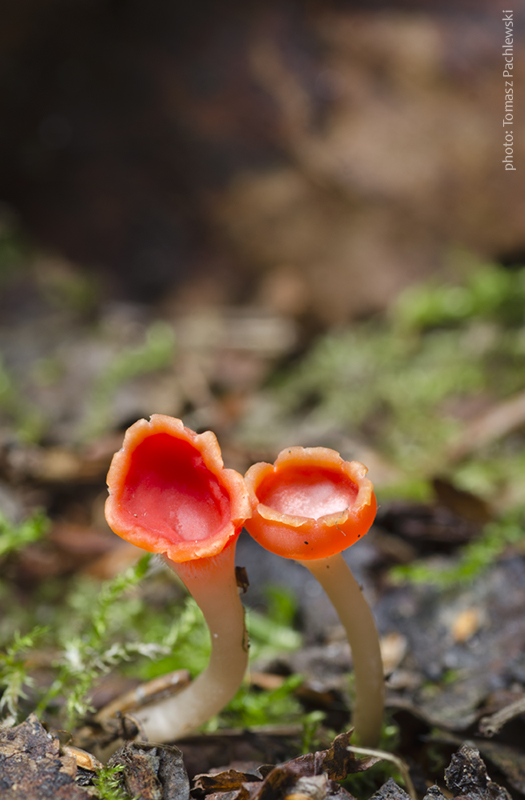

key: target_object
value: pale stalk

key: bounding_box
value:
[299,552,384,746]
[132,544,248,742]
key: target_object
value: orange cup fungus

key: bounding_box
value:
[244,446,377,561]
[104,423,383,746]
[104,415,253,742]
[244,446,383,747]
[105,414,252,563]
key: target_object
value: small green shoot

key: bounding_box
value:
[301,709,326,753]
[93,763,135,800]
[0,626,49,721]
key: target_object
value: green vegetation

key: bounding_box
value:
[0,553,184,729]
[0,509,49,559]
[392,507,525,587]
[241,260,525,498]
[246,585,302,662]
[0,548,305,735]
[37,263,100,316]
[2,251,525,794]
[81,319,176,440]
[236,257,525,589]
[395,258,525,330]
[221,674,304,730]
[36,554,162,729]
[93,763,135,800]
[0,627,49,720]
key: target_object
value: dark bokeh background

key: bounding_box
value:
[1,0,524,322]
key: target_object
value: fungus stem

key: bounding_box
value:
[299,553,384,747]
[132,544,248,742]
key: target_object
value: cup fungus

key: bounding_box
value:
[244,446,384,747]
[105,415,253,742]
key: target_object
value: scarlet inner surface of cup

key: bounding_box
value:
[258,466,358,520]
[121,433,231,542]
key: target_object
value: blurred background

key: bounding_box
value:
[0,0,524,491]
[0,1,523,396]
[1,0,523,312]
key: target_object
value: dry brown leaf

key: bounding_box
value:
[109,740,190,800]
[192,731,378,800]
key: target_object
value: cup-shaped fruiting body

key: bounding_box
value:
[244,446,384,747]
[106,414,251,563]
[244,446,377,560]
[105,415,253,742]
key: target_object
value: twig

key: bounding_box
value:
[448,390,525,462]
[478,695,525,737]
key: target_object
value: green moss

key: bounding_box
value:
[0,509,49,560]
[0,555,306,734]
[0,627,49,720]
[218,674,305,730]
[240,260,525,496]
[391,508,525,587]
[93,763,135,800]
[394,258,525,330]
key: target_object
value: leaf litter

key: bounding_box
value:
[2,247,525,796]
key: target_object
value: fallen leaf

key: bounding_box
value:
[191,731,375,800]
[432,479,492,525]
[62,744,103,772]
[193,765,273,794]
[109,740,190,800]
[448,391,525,463]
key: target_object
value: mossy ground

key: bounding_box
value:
[1,245,525,798]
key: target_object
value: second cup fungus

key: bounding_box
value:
[244,446,384,747]
[105,415,253,742]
